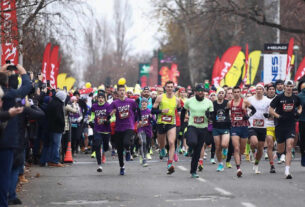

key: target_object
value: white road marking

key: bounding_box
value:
[214,187,232,196]
[166,198,212,202]
[51,200,109,205]
[198,178,207,183]
[177,165,188,171]
[241,202,256,207]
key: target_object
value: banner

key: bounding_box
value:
[217,46,241,87]
[1,0,19,65]
[64,77,76,91]
[139,63,150,87]
[54,58,60,88]
[242,44,249,84]
[211,57,221,86]
[285,37,294,80]
[222,51,245,87]
[57,73,67,89]
[159,63,180,86]
[41,43,51,83]
[294,56,305,81]
[242,50,262,85]
[48,46,59,88]
[263,54,287,84]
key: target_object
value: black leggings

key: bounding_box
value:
[299,121,305,155]
[71,126,82,154]
[114,130,135,167]
[93,133,110,165]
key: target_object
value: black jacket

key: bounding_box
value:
[46,97,65,133]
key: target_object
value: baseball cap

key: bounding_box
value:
[284,80,294,86]
[97,90,105,98]
[143,87,149,91]
[275,79,284,85]
[195,84,205,91]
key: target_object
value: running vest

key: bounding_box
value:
[230,98,249,127]
[157,93,176,125]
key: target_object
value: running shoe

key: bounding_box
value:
[245,154,250,161]
[102,154,106,164]
[286,174,292,179]
[97,166,103,173]
[264,152,268,160]
[133,153,138,158]
[91,151,96,158]
[270,165,276,173]
[198,160,204,171]
[167,163,175,174]
[222,148,228,159]
[143,159,148,167]
[226,162,232,168]
[280,154,286,164]
[139,156,143,164]
[111,150,116,157]
[150,148,153,155]
[160,148,166,160]
[178,147,183,154]
[120,167,125,175]
[210,158,216,164]
[146,153,152,160]
[301,154,305,167]
[174,153,179,162]
[183,151,189,157]
[191,173,199,178]
[126,151,131,161]
[253,165,261,174]
[237,169,243,177]
[216,163,224,172]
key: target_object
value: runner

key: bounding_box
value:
[228,86,256,177]
[109,85,140,175]
[264,83,277,173]
[181,84,214,178]
[247,83,270,174]
[90,90,111,172]
[298,80,305,166]
[152,80,181,174]
[212,87,231,172]
[269,80,302,179]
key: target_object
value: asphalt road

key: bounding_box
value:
[17,150,305,207]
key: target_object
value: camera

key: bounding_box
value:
[5,60,17,71]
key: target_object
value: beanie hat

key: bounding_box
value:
[141,97,149,103]
[56,90,67,103]
[216,87,225,96]
[255,83,264,90]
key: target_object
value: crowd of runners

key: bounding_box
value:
[1,63,305,206]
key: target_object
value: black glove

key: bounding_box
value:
[263,113,270,118]
[89,122,94,128]
[278,114,289,121]
[104,120,110,125]
[294,111,301,119]
[243,114,250,120]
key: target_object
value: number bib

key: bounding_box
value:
[97,116,107,125]
[194,116,204,124]
[216,115,226,121]
[253,119,264,127]
[283,103,294,112]
[119,110,129,119]
[161,115,173,123]
[234,116,243,121]
[142,118,149,126]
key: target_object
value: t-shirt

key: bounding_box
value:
[265,96,275,127]
[138,108,153,138]
[248,96,270,128]
[109,98,138,132]
[184,97,214,128]
[212,100,231,129]
[91,102,111,133]
[270,93,300,127]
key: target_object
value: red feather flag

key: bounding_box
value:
[48,46,59,88]
[41,43,51,83]
[294,56,305,82]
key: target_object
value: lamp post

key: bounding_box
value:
[293,45,300,79]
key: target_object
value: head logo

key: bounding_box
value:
[271,56,279,82]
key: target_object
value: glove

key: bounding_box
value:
[89,122,94,128]
[263,113,270,118]
[278,114,289,121]
[243,114,250,120]
[103,120,110,125]
[294,111,301,119]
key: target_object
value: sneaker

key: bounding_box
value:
[130,155,134,161]
[160,148,166,160]
[146,153,152,160]
[253,165,261,174]
[91,151,96,158]
[143,159,148,167]
[174,153,179,162]
[150,148,153,155]
[270,165,276,173]
[280,154,286,163]
[264,152,268,160]
[111,150,116,157]
[133,153,138,158]
[286,174,292,179]
[245,154,250,161]
[47,162,64,167]
[178,147,183,154]
[249,152,255,163]
[301,154,305,167]
[139,156,143,164]
[226,162,232,168]
[18,175,29,184]
[102,154,106,164]
[198,163,204,171]
[222,148,228,159]
[120,167,125,175]
[8,198,22,205]
[126,151,131,161]
[191,173,199,178]
[167,163,175,174]
[97,166,103,172]
[183,151,189,157]
[237,169,242,177]
[210,158,216,164]
[216,163,224,172]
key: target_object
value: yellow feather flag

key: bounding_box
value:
[64,77,76,91]
[242,51,261,85]
[57,73,67,89]
[221,51,245,87]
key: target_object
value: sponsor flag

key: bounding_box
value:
[294,56,305,81]
[285,37,294,80]
[57,73,67,89]
[222,51,245,87]
[242,44,249,84]
[217,46,241,87]
[64,77,76,91]
[211,57,221,86]
[41,43,51,83]
[263,54,287,84]
[243,51,262,85]
[1,0,19,65]
[48,46,59,88]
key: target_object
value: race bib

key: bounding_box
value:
[142,118,149,126]
[97,116,107,125]
[194,116,204,124]
[283,103,294,112]
[253,119,264,127]
[161,115,172,123]
[119,110,129,119]
[216,115,226,121]
[234,116,243,121]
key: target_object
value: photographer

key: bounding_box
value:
[0,64,32,207]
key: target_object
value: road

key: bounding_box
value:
[17,150,305,207]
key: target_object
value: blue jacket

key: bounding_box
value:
[0,74,32,149]
[298,88,305,122]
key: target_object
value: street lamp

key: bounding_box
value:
[293,45,300,78]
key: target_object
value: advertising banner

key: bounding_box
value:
[263,54,287,83]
